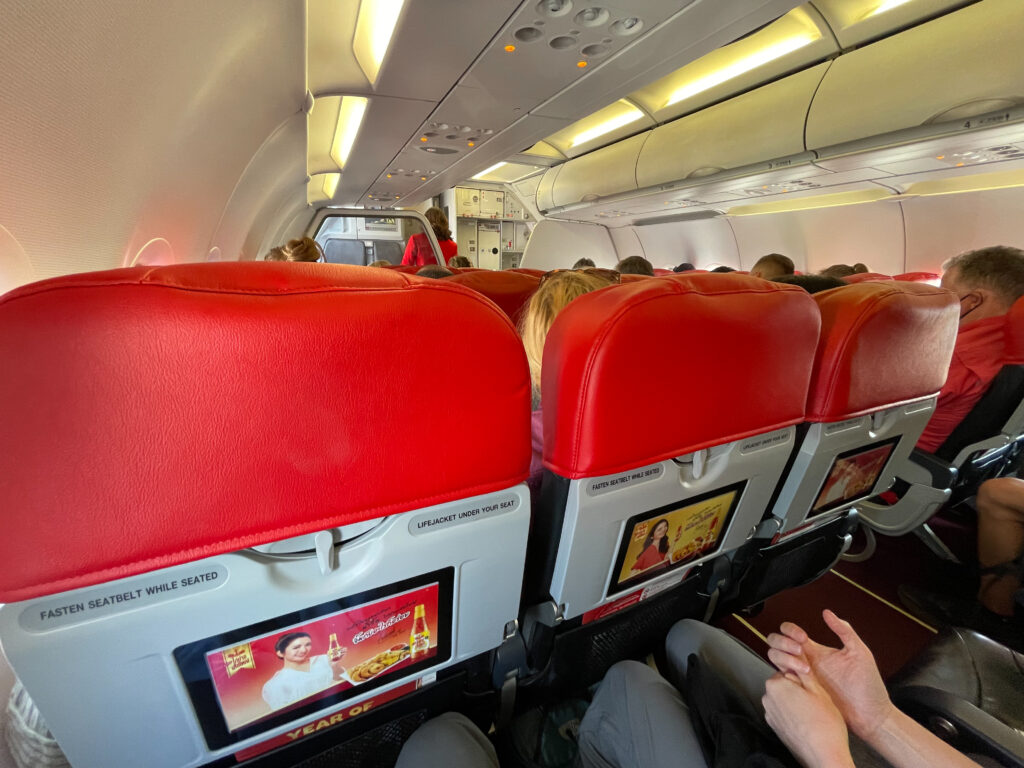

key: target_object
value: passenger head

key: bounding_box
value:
[615,255,655,276]
[416,264,453,279]
[941,246,1024,326]
[572,257,596,270]
[367,259,391,268]
[264,246,287,262]
[772,274,846,294]
[281,237,324,263]
[710,265,735,273]
[424,207,452,242]
[448,255,472,268]
[819,263,868,279]
[673,262,696,273]
[274,632,312,660]
[521,270,617,395]
[750,253,794,280]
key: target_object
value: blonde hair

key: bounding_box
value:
[520,270,615,395]
[264,246,287,262]
[282,237,324,263]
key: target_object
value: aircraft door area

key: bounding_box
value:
[312,210,438,267]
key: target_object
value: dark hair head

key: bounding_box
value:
[819,263,858,279]
[416,264,454,279]
[425,207,451,241]
[448,255,472,268]
[572,257,596,270]
[275,632,311,657]
[673,262,696,273]
[615,255,655,276]
[751,253,794,278]
[710,265,735,273]
[943,246,1024,308]
[772,274,846,294]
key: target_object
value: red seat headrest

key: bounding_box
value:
[807,282,959,421]
[1004,296,1024,365]
[842,272,894,284]
[0,264,531,601]
[444,270,540,326]
[893,271,940,283]
[618,273,652,283]
[542,274,820,478]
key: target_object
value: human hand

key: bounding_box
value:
[763,671,854,768]
[766,610,894,741]
[329,647,347,674]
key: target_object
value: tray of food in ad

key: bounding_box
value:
[348,644,411,683]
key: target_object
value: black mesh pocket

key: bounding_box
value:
[293,710,428,768]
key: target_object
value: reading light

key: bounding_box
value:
[665,33,818,108]
[329,96,368,170]
[577,60,588,68]
[354,0,406,85]
[570,103,644,148]
[504,44,516,52]
[472,162,507,180]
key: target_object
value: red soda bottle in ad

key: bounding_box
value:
[409,604,430,660]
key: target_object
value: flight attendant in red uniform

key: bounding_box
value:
[403,207,459,266]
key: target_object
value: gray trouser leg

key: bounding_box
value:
[578,660,709,768]
[395,712,498,768]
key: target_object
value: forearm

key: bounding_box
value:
[863,707,982,768]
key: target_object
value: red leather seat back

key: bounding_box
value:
[618,273,651,283]
[807,282,959,421]
[383,264,425,274]
[894,271,940,283]
[653,268,673,275]
[1004,296,1024,365]
[0,263,530,601]
[508,268,545,277]
[842,272,894,283]
[444,270,540,325]
[542,274,820,479]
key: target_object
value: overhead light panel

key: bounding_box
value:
[354,0,406,86]
[472,162,507,180]
[322,173,340,199]
[665,33,818,108]
[330,96,368,170]
[869,0,915,17]
[728,188,892,216]
[904,168,1024,198]
[570,101,645,148]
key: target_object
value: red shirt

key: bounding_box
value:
[633,544,667,572]
[401,234,459,266]
[917,315,1006,452]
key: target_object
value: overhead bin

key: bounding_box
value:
[635,63,829,190]
[544,133,650,210]
[806,0,1024,152]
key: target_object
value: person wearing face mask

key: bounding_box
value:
[916,245,1024,453]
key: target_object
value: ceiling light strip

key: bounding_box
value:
[330,96,369,171]
[354,0,406,85]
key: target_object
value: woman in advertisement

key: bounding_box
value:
[261,632,349,711]
[630,519,671,575]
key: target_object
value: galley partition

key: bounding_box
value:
[0,263,532,768]
[520,274,820,693]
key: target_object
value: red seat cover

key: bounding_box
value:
[543,274,820,478]
[842,272,894,283]
[0,263,531,601]
[444,270,540,326]
[806,282,959,421]
[894,271,940,283]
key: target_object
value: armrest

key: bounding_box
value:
[905,448,957,489]
[892,685,1024,766]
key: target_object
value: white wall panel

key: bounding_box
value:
[521,220,616,270]
[728,202,905,274]
[633,219,739,270]
[903,187,1024,273]
[608,227,647,264]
